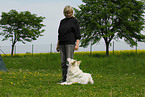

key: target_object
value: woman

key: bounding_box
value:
[56,5,81,83]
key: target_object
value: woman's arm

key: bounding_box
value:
[75,39,80,51]
[56,40,59,52]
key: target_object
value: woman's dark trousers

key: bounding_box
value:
[59,45,75,82]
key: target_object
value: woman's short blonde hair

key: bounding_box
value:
[63,5,73,16]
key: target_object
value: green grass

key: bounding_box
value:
[0,51,145,97]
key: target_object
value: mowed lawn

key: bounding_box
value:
[0,50,145,97]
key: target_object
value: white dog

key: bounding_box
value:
[60,58,94,85]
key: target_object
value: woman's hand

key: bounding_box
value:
[75,40,80,51]
[56,47,59,52]
[74,45,79,51]
[56,40,59,52]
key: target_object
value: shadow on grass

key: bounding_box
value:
[89,52,142,58]
[90,54,106,58]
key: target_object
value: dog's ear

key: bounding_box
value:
[71,60,76,66]
[77,61,81,66]
[67,58,71,62]
[71,61,76,65]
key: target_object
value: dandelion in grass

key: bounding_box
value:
[19,69,22,73]
[58,93,61,95]
[23,76,26,79]
[34,74,36,77]
[29,72,32,75]
[10,82,13,85]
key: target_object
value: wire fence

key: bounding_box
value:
[0,41,145,55]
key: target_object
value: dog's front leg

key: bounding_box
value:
[61,82,73,85]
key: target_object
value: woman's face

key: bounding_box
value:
[65,11,72,18]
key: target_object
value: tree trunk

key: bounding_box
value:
[106,42,109,56]
[11,44,15,56]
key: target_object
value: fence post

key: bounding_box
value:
[14,45,16,54]
[136,40,137,54]
[113,41,114,55]
[90,41,92,55]
[32,44,34,56]
[50,44,52,53]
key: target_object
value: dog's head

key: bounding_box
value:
[67,58,81,67]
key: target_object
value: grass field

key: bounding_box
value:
[0,50,145,97]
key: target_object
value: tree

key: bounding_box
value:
[0,10,45,56]
[74,0,145,56]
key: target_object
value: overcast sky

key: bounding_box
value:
[0,0,145,51]
[0,0,83,46]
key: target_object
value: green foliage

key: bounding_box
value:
[0,10,45,56]
[0,52,145,96]
[74,0,145,56]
